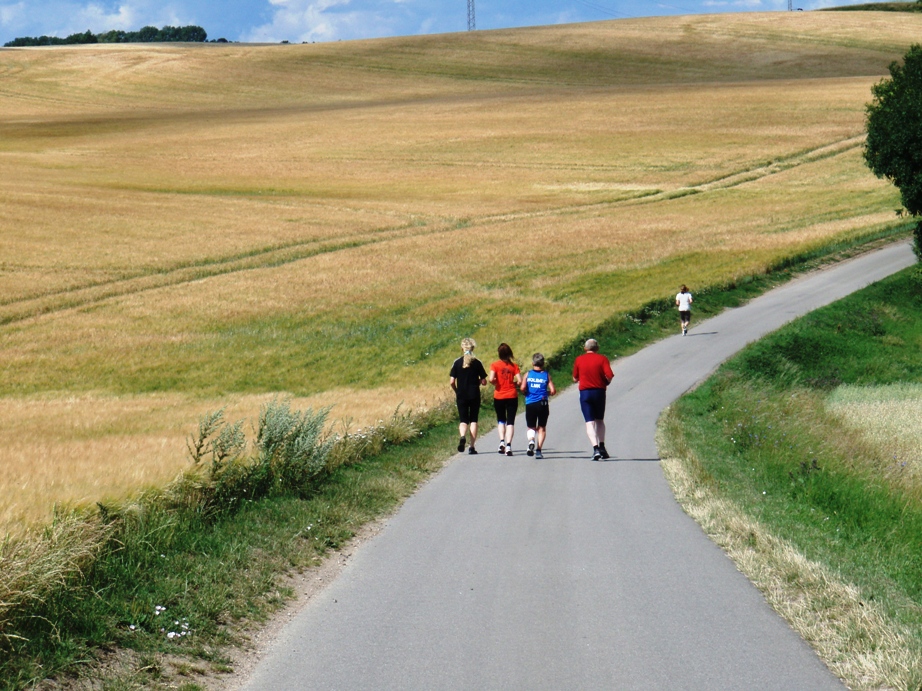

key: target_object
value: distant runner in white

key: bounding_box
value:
[676,284,693,336]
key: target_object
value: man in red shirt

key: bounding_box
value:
[572,338,614,461]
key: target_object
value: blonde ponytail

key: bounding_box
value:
[460,337,476,368]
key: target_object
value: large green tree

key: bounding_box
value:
[865,44,922,258]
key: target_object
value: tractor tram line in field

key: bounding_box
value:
[0,222,446,327]
[0,132,873,330]
[690,134,865,192]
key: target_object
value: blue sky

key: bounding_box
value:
[0,0,872,45]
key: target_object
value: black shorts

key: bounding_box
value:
[493,398,518,425]
[679,310,691,322]
[457,396,480,424]
[525,400,550,429]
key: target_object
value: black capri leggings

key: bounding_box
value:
[493,398,518,425]
[457,396,481,425]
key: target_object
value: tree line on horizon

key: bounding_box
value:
[4,24,214,47]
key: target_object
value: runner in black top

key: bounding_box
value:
[450,337,487,454]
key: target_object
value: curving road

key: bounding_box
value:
[242,242,915,690]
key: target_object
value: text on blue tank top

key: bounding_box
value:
[525,371,549,404]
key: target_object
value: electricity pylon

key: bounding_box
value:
[468,0,475,31]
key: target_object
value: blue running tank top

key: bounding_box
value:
[524,370,550,405]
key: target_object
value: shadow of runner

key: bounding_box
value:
[589,457,661,463]
[523,448,586,459]
[525,450,661,463]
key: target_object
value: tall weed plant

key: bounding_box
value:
[183,400,334,512]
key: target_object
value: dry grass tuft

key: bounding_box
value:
[0,512,110,642]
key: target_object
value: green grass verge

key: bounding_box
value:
[0,226,912,690]
[661,265,922,690]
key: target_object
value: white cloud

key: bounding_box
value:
[243,0,407,43]
[0,2,26,28]
[701,0,767,8]
[73,2,142,30]
[552,10,585,24]
[417,15,438,33]
[78,1,188,30]
[805,0,864,8]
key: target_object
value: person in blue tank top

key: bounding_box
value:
[519,352,557,459]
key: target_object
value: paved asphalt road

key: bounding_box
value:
[243,242,915,690]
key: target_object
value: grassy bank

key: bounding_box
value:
[660,264,922,690]
[0,231,911,690]
[0,402,461,689]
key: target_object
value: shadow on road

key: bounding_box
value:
[524,450,662,463]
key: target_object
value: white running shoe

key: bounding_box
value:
[527,440,535,456]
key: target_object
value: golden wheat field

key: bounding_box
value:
[827,384,922,490]
[0,11,918,532]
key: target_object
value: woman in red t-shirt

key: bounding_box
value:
[489,343,522,457]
